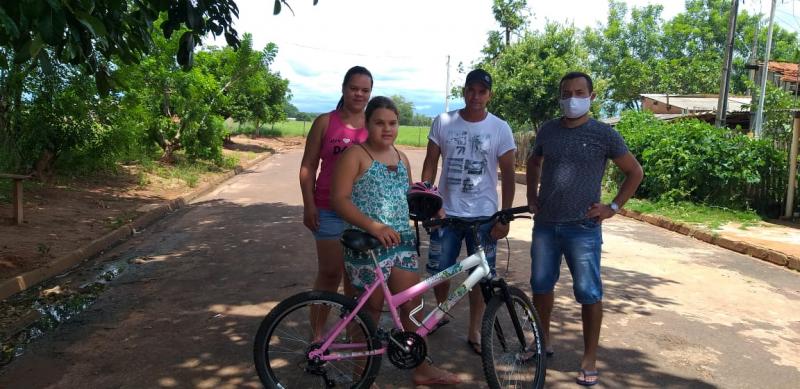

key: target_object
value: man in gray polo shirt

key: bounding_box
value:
[526,71,643,386]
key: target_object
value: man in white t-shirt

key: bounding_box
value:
[421,69,517,354]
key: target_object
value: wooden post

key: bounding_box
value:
[12,178,23,225]
[786,112,800,218]
[1,174,30,225]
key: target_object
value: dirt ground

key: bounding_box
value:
[0,135,305,284]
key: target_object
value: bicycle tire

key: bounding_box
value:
[481,286,546,389]
[253,291,382,388]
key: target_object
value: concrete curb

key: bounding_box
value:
[512,172,800,272]
[0,153,273,302]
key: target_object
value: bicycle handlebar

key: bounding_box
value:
[422,206,531,229]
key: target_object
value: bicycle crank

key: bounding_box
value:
[387,330,427,369]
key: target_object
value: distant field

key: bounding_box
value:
[229,120,430,147]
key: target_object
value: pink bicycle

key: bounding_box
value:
[253,206,545,388]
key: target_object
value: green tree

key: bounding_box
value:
[0,0,316,172]
[481,23,592,131]
[284,103,300,118]
[411,113,433,127]
[585,1,665,113]
[391,95,415,125]
[583,0,800,113]
[116,23,225,163]
[659,0,798,94]
[492,0,528,47]
[197,35,289,131]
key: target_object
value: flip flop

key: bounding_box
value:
[576,369,599,386]
[428,318,450,335]
[466,339,481,355]
[413,372,462,386]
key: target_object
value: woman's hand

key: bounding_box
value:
[303,205,320,232]
[367,223,401,248]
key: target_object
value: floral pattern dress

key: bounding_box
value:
[344,154,417,290]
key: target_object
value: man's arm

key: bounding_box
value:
[498,150,515,209]
[587,152,643,221]
[526,154,543,214]
[491,150,516,240]
[421,140,441,184]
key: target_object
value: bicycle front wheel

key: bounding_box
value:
[481,286,546,389]
[253,291,381,388]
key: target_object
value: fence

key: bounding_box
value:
[513,131,536,170]
[753,113,800,218]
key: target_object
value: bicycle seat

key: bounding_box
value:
[341,229,382,253]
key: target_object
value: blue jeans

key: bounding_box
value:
[530,219,603,304]
[426,218,497,277]
[312,209,345,240]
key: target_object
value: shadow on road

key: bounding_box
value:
[0,200,721,388]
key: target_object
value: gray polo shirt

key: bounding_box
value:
[532,118,629,223]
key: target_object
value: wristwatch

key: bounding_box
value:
[609,202,620,213]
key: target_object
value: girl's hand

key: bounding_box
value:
[303,205,320,231]
[368,223,401,248]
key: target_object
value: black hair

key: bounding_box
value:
[336,66,373,110]
[365,96,398,123]
[559,71,593,94]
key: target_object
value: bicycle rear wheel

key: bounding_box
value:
[253,291,381,388]
[481,286,546,389]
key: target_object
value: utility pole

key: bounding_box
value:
[444,55,451,113]
[715,0,739,128]
[754,0,778,138]
[746,17,760,132]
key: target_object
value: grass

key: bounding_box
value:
[140,153,239,188]
[228,120,430,147]
[601,192,763,230]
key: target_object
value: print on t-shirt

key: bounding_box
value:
[331,137,353,155]
[445,130,490,194]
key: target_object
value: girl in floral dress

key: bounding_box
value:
[331,96,461,386]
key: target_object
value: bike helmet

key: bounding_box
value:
[407,181,443,221]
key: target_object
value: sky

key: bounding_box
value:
[215,0,800,117]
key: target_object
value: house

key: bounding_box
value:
[602,94,752,128]
[640,94,751,115]
[765,61,800,94]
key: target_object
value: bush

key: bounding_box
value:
[613,111,788,214]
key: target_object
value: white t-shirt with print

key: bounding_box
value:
[429,110,516,218]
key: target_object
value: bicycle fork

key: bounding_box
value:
[481,279,529,352]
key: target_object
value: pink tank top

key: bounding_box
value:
[314,110,368,209]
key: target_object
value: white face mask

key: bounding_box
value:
[559,97,591,119]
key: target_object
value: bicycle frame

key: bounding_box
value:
[308,244,492,362]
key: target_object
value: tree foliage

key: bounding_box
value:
[492,0,528,47]
[116,30,289,163]
[614,111,787,215]
[583,0,800,115]
[1,1,303,174]
[480,23,593,131]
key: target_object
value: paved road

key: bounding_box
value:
[1,148,799,388]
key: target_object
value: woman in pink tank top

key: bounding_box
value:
[299,66,371,303]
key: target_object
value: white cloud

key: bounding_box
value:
[216,0,799,116]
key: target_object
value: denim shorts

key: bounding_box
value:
[426,218,497,277]
[312,209,346,240]
[530,219,603,304]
